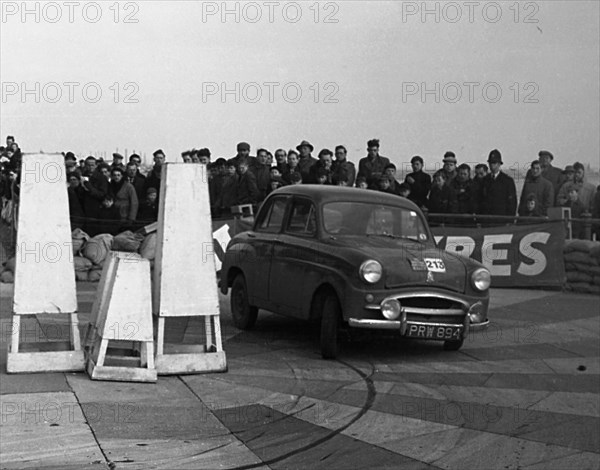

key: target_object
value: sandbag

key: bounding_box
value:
[567,282,600,295]
[566,271,593,283]
[140,233,157,260]
[113,231,144,253]
[81,234,113,265]
[564,251,597,266]
[87,265,104,282]
[74,256,93,272]
[591,245,600,259]
[75,270,90,282]
[71,228,90,255]
[563,239,597,254]
[572,262,598,275]
[0,269,14,283]
[589,266,600,276]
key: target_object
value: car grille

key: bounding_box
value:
[400,297,463,310]
[364,293,469,325]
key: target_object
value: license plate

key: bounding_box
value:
[405,324,462,340]
[424,258,446,272]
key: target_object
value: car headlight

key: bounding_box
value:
[359,260,382,284]
[471,268,491,291]
[381,299,401,320]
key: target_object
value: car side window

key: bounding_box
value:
[256,198,287,233]
[286,199,316,236]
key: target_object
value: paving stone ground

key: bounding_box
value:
[0,284,599,470]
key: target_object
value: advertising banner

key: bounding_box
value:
[213,218,566,288]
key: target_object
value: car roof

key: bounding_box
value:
[270,185,421,211]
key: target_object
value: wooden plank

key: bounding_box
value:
[6,350,85,373]
[155,351,227,375]
[13,154,77,315]
[87,358,157,383]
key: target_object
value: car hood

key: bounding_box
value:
[329,236,467,293]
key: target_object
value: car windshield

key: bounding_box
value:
[323,202,429,242]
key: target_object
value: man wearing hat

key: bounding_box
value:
[231,142,256,169]
[111,152,125,172]
[357,139,390,188]
[481,149,517,216]
[442,151,458,184]
[538,150,564,203]
[296,140,318,183]
[64,151,78,176]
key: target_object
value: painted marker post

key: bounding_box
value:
[7,154,84,373]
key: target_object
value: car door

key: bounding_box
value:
[269,197,319,317]
[245,195,289,305]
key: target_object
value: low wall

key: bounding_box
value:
[563,240,600,294]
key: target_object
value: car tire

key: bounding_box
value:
[443,339,464,351]
[231,274,258,330]
[320,294,342,359]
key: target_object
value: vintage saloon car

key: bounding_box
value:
[220,186,490,359]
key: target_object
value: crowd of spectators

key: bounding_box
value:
[1,136,599,239]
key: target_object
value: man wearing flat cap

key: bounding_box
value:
[481,149,517,216]
[442,151,458,184]
[296,140,318,183]
[231,142,256,169]
[538,150,564,203]
[111,152,125,172]
[64,151,78,176]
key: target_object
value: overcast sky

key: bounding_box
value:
[1,1,599,172]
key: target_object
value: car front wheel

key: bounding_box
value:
[443,339,464,351]
[231,274,258,330]
[320,294,342,359]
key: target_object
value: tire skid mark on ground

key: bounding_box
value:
[204,359,378,470]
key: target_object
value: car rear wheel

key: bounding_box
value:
[320,294,342,359]
[443,339,464,351]
[231,274,258,330]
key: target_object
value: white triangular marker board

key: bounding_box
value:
[96,253,153,342]
[13,154,77,315]
[154,164,219,317]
